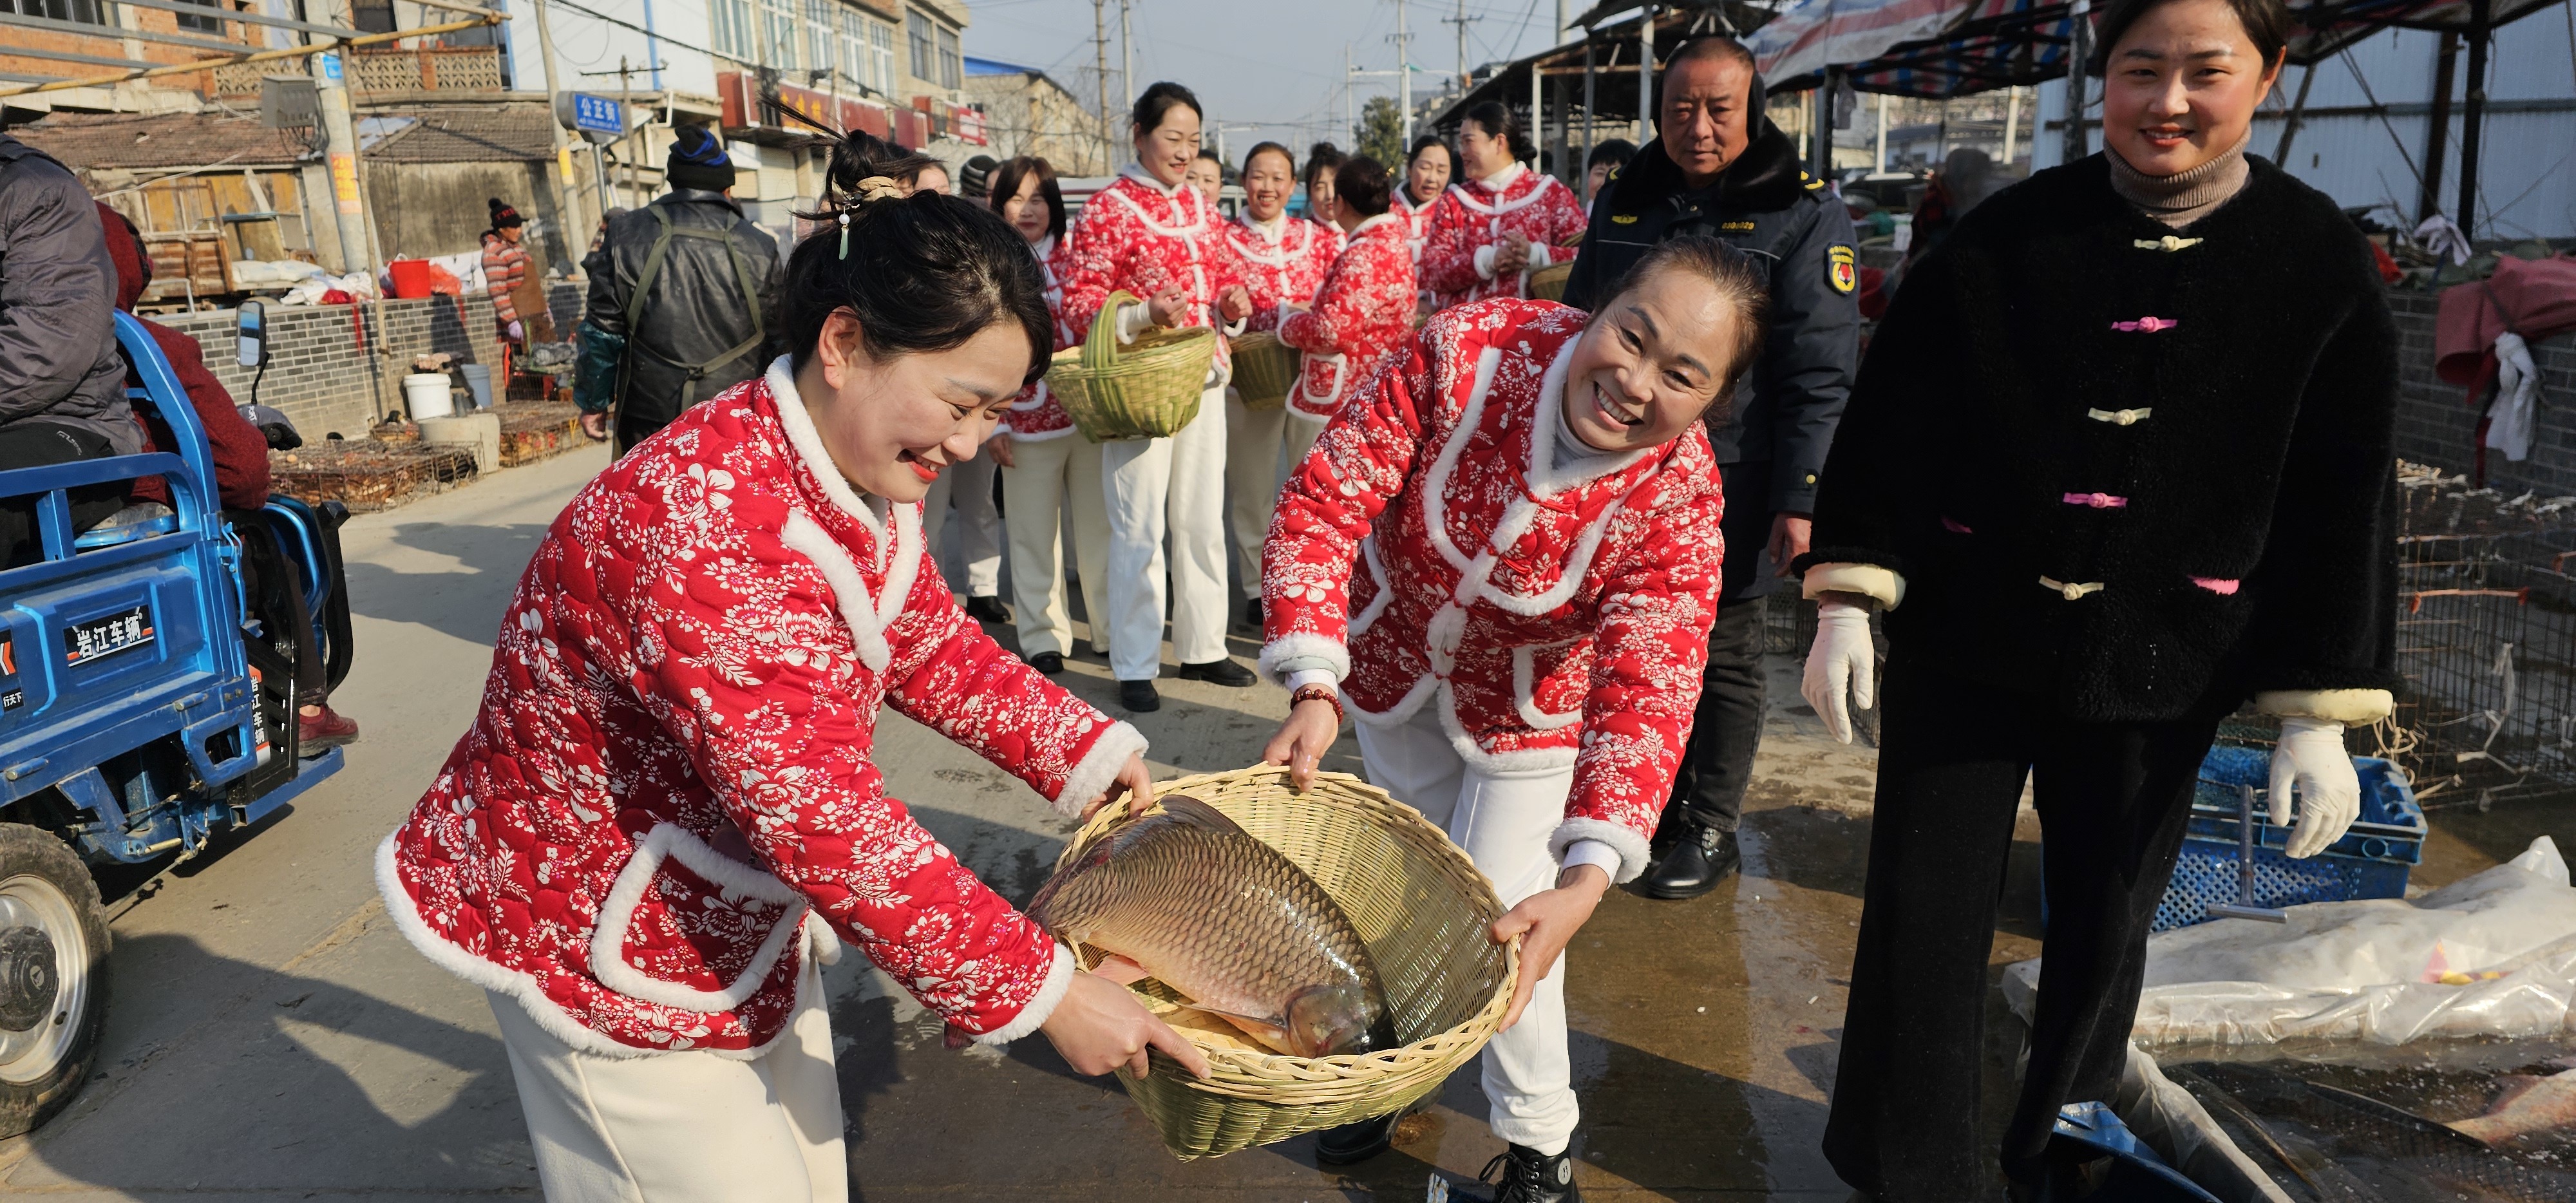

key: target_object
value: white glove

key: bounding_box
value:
[1800,600,1876,744]
[2269,715,2361,859]
[506,319,524,341]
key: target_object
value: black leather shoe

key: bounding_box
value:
[1640,822,1739,900]
[963,595,1010,623]
[1313,1111,1399,1165]
[1177,658,1257,687]
[1462,1143,1580,1202]
[1240,595,1264,630]
[1118,679,1160,712]
[1028,651,1065,674]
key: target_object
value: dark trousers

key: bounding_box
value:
[0,421,128,569]
[1821,657,2224,1200]
[1662,457,1776,835]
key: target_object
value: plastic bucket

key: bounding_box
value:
[401,372,455,421]
[386,259,436,299]
[458,363,493,410]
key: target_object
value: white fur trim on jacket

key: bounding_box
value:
[1052,721,1150,818]
[1513,642,1584,730]
[379,831,800,1061]
[766,356,883,542]
[589,823,811,1014]
[1801,562,1907,611]
[1549,817,1653,885]
[802,911,844,966]
[1436,684,1578,773]
[973,942,1077,1045]
[781,511,893,673]
[2255,688,2394,725]
[1259,632,1352,687]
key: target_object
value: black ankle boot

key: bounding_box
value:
[1178,658,1257,687]
[1640,822,1739,900]
[1117,679,1160,712]
[1314,1111,1399,1165]
[1454,1143,1580,1202]
[963,595,1010,623]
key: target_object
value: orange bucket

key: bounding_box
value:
[386,259,436,299]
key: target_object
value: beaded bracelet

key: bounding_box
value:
[1289,683,1344,726]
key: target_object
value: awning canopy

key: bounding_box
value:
[1752,0,2571,99]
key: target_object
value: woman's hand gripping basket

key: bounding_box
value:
[1052,764,1517,1159]
[1227,330,1302,412]
[1044,289,1217,441]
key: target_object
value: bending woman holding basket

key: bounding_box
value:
[1274,156,1416,466]
[1222,141,1341,630]
[1261,237,1766,1202]
[1418,102,1586,313]
[378,142,1208,1203]
[1058,81,1258,713]
[984,155,1113,675]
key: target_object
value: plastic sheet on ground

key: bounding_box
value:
[2116,1045,2296,1203]
[2005,838,2576,1046]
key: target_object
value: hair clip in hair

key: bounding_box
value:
[837,211,851,260]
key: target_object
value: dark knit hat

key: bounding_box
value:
[667,125,736,191]
[487,198,524,229]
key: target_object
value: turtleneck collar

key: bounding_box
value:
[2105,131,2251,228]
[1119,161,1183,196]
[1240,211,1287,240]
[1028,232,1056,260]
[1476,160,1528,192]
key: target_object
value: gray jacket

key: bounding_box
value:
[0,133,135,454]
[578,189,779,440]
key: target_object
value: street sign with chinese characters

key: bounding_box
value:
[554,93,627,142]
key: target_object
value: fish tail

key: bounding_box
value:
[1157,793,1250,837]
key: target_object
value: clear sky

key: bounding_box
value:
[960,0,1578,160]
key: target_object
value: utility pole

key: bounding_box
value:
[1346,44,1356,144]
[1119,0,1132,109]
[1447,0,1470,91]
[1874,91,1889,173]
[1093,0,1110,173]
[310,41,371,278]
[530,0,587,265]
[2002,85,2020,168]
[1396,0,1413,147]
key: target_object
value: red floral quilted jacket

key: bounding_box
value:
[379,360,1144,1056]
[1419,166,1586,311]
[1278,213,1416,421]
[1260,299,1725,882]
[1001,234,1083,442]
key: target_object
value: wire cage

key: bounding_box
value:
[2385,462,2576,810]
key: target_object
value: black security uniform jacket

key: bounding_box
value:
[580,189,781,442]
[1797,155,2399,723]
[0,134,136,454]
[1562,121,1858,516]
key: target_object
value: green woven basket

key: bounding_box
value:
[1045,289,1217,442]
[1056,764,1517,1160]
[1228,330,1301,412]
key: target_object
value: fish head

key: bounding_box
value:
[1283,984,1386,1057]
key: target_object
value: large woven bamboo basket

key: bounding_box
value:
[1529,260,1576,302]
[1228,330,1301,412]
[1045,289,1216,442]
[1054,764,1517,1160]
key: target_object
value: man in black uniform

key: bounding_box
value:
[1562,36,1859,897]
[577,125,780,455]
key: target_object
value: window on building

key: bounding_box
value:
[935,24,958,90]
[3,0,110,24]
[906,8,932,84]
[346,0,392,33]
[804,0,835,81]
[868,19,895,94]
[172,0,224,32]
[712,0,757,61]
[764,0,801,70]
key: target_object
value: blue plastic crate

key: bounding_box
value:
[2153,746,2427,932]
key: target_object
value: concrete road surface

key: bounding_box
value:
[0,447,2541,1202]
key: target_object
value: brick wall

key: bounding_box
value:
[2391,289,2576,497]
[158,294,504,440]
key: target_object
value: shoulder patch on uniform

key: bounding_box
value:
[1828,245,1857,294]
[1720,220,1757,232]
[1611,214,1639,224]
[1804,176,1826,191]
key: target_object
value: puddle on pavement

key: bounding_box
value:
[2155,1037,2576,1200]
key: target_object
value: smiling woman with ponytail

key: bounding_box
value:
[380,133,1207,1203]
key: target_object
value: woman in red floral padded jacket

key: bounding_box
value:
[1261,238,1767,1197]
[379,140,1206,1203]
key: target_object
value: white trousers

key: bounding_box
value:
[1354,705,1579,1155]
[1001,433,1112,659]
[488,959,847,1202]
[1283,412,1327,473]
[1224,392,1288,601]
[922,453,1003,597]
[1100,383,1230,680]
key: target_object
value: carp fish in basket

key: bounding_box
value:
[1028,794,1398,1057]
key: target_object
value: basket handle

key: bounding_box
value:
[1083,289,1143,373]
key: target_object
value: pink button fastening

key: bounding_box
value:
[2063,492,2129,509]
[2111,317,2179,332]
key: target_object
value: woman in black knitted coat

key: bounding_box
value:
[1791,0,2398,1197]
